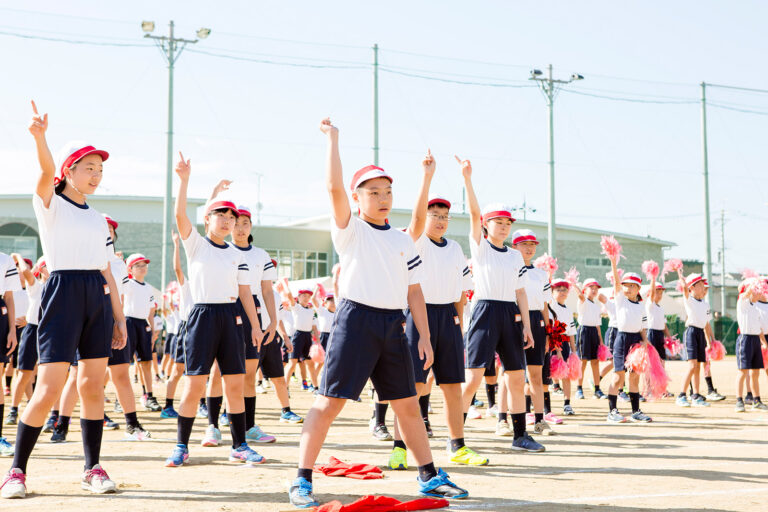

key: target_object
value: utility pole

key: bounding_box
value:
[529,65,583,259]
[373,43,379,166]
[255,172,264,225]
[719,209,726,317]
[143,20,210,292]
[701,81,713,301]
[514,196,536,221]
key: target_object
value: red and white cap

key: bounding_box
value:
[511,229,539,245]
[481,203,515,223]
[686,273,705,288]
[350,165,393,191]
[205,199,240,217]
[125,253,150,268]
[237,205,252,218]
[298,289,313,295]
[428,194,451,209]
[654,283,665,290]
[621,272,642,286]
[271,258,278,267]
[582,278,600,290]
[56,141,109,185]
[102,213,118,230]
[551,278,570,289]
[324,293,335,299]
[33,257,47,278]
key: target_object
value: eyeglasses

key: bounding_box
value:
[427,214,452,221]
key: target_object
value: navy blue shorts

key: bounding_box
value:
[289,331,312,361]
[483,354,498,376]
[17,323,38,371]
[164,333,175,355]
[542,351,552,385]
[126,316,153,362]
[238,295,263,360]
[684,326,707,363]
[605,326,618,351]
[465,300,526,372]
[736,334,764,370]
[320,299,415,401]
[38,270,113,364]
[0,297,8,365]
[9,326,23,367]
[184,303,245,376]
[405,304,465,385]
[257,337,285,379]
[577,325,600,361]
[560,339,572,360]
[319,332,330,351]
[524,309,548,366]
[174,321,186,364]
[613,331,642,373]
[647,329,666,361]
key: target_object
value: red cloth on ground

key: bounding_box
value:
[314,456,384,479]
[315,495,449,512]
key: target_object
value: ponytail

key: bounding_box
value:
[248,234,253,244]
[54,179,66,195]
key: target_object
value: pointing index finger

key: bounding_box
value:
[31,100,39,115]
[178,151,185,163]
[454,155,462,164]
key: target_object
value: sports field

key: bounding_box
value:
[3,357,766,512]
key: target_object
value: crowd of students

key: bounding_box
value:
[0,107,766,509]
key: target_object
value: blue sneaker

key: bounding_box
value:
[197,403,208,418]
[280,410,303,424]
[418,468,468,499]
[161,407,179,419]
[511,433,545,452]
[43,414,58,433]
[165,444,189,467]
[575,388,585,400]
[0,437,14,457]
[229,443,265,464]
[219,412,230,427]
[288,477,319,509]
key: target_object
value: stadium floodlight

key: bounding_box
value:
[141,21,155,33]
[197,28,211,39]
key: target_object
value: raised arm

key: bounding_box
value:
[11,254,35,287]
[610,255,622,296]
[208,179,232,202]
[406,150,435,242]
[311,287,322,309]
[677,268,689,300]
[171,230,184,285]
[29,101,55,207]
[321,118,351,229]
[456,156,481,245]
[174,153,193,240]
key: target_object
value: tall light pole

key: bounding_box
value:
[372,43,379,166]
[142,20,210,292]
[700,82,713,301]
[529,65,583,259]
[718,209,726,317]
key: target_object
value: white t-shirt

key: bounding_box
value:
[179,281,194,321]
[684,296,711,329]
[259,289,283,328]
[646,300,666,331]
[25,280,43,325]
[280,307,295,337]
[550,301,576,337]
[109,254,129,299]
[182,229,249,304]
[13,288,29,321]
[577,298,602,327]
[615,293,646,333]
[415,234,472,304]
[604,299,618,328]
[166,309,180,335]
[522,265,551,311]
[32,193,111,271]
[316,305,335,333]
[230,244,278,314]
[0,253,22,295]
[469,238,527,302]
[737,296,764,335]
[756,301,768,334]
[331,216,423,310]
[291,304,316,332]
[123,279,155,320]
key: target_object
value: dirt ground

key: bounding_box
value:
[1,356,766,512]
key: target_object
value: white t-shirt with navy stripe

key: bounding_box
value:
[32,194,111,271]
[615,293,646,333]
[109,254,129,299]
[469,238,527,302]
[646,300,666,330]
[550,301,577,336]
[229,243,277,325]
[316,305,335,333]
[291,304,316,332]
[684,296,711,329]
[123,279,155,320]
[182,229,250,304]
[0,254,22,299]
[414,234,472,305]
[737,296,764,335]
[577,298,602,327]
[523,265,551,311]
[331,216,423,310]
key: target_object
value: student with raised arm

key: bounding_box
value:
[457,156,543,453]
[675,268,713,408]
[2,102,127,499]
[164,154,265,468]
[288,119,467,509]
[572,278,606,399]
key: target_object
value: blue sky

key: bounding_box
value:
[1,1,768,272]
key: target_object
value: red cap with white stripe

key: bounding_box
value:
[551,279,570,289]
[237,205,252,218]
[57,141,109,185]
[511,229,539,245]
[102,213,118,230]
[350,165,393,191]
[621,272,642,286]
[205,200,240,217]
[481,203,515,223]
[126,253,150,268]
[428,194,451,209]
[686,273,705,288]
[298,289,312,295]
[582,278,600,290]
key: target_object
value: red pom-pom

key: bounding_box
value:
[662,258,683,276]
[762,345,768,367]
[626,344,650,374]
[641,260,660,281]
[600,235,624,261]
[664,335,682,356]
[309,342,326,363]
[533,253,558,276]
[597,344,612,362]
[566,353,582,380]
[705,340,726,361]
[549,354,569,380]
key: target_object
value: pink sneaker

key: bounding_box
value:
[1,468,27,499]
[81,464,116,494]
[544,412,563,425]
[525,413,535,425]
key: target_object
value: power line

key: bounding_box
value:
[560,88,697,105]
[379,67,536,88]
[185,47,368,69]
[0,7,134,25]
[708,102,768,116]
[0,30,151,47]
[707,82,768,95]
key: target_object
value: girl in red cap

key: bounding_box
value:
[2,102,128,499]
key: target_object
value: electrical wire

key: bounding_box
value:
[379,67,536,88]
[560,88,697,105]
[184,47,368,69]
[0,29,151,47]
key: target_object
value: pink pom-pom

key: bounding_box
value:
[566,353,582,380]
[664,335,682,356]
[675,280,685,293]
[662,258,683,276]
[762,345,768,367]
[741,268,759,280]
[641,260,660,281]
[316,283,327,299]
[597,344,612,362]
[748,278,768,298]
[309,342,326,363]
[705,340,726,361]
[564,267,580,287]
[533,253,558,275]
[641,344,670,401]
[626,344,650,374]
[606,268,624,285]
[600,235,624,261]
[549,354,569,380]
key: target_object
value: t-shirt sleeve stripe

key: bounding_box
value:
[5,269,18,277]
[408,260,423,271]
[407,255,420,265]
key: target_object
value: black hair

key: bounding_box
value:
[428,202,450,210]
[247,234,253,244]
[112,230,118,244]
[54,179,66,195]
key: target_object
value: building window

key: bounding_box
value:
[585,257,611,267]
[0,236,38,260]
[726,294,737,309]
[267,249,330,280]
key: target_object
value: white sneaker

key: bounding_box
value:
[495,422,513,437]
[263,379,271,389]
[467,406,482,420]
[201,424,221,447]
[80,464,116,494]
[485,404,499,417]
[533,421,554,436]
[1,468,26,499]
[255,384,267,394]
